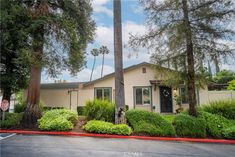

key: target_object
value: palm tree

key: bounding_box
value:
[99,46,109,78]
[90,48,99,81]
[114,0,125,124]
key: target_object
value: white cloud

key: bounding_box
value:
[90,21,150,62]
[41,65,114,83]
[92,0,113,17]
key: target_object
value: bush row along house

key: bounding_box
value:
[39,62,235,113]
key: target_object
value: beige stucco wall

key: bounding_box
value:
[40,89,78,111]
[199,90,235,105]
[79,65,178,113]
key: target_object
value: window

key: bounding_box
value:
[95,88,112,101]
[134,87,151,105]
[179,86,188,104]
[142,67,146,73]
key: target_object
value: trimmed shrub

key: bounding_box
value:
[126,110,175,136]
[77,106,84,115]
[222,126,235,139]
[173,114,207,138]
[38,109,78,131]
[43,106,64,111]
[0,112,23,128]
[200,111,235,138]
[84,120,132,135]
[84,99,114,122]
[199,100,235,120]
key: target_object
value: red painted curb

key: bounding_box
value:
[1,130,234,144]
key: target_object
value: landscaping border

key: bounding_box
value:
[0,130,234,144]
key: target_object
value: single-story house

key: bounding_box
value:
[41,62,196,113]
[40,62,206,113]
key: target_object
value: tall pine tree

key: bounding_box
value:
[129,0,235,116]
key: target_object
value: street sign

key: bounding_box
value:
[1,99,9,112]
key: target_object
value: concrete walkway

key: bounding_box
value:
[1,134,235,157]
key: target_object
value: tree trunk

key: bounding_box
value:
[114,0,125,124]
[22,64,42,127]
[182,0,197,116]
[21,29,44,128]
[101,54,105,78]
[90,56,96,81]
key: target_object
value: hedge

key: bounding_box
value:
[84,120,132,135]
[199,111,235,138]
[126,110,175,136]
[173,114,207,138]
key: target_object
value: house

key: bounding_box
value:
[40,62,201,113]
[40,62,235,113]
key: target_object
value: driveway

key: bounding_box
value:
[1,134,235,157]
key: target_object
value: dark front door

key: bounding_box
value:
[160,86,173,113]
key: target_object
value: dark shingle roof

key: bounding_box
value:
[41,82,83,89]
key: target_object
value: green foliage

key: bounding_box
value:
[199,100,235,120]
[173,114,207,138]
[0,0,29,96]
[162,115,176,124]
[199,111,234,138]
[84,120,132,135]
[43,106,64,111]
[83,99,115,122]
[126,110,175,136]
[77,106,84,115]
[0,112,23,128]
[227,80,235,90]
[38,109,78,131]
[222,126,235,139]
[213,70,235,84]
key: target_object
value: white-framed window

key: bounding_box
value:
[134,86,151,105]
[95,87,112,101]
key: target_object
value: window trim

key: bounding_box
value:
[179,85,189,104]
[133,86,152,107]
[94,87,112,101]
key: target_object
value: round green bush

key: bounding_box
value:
[38,109,78,131]
[83,99,114,122]
[126,110,175,136]
[173,114,207,138]
[84,120,132,135]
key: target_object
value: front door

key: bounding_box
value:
[160,86,173,113]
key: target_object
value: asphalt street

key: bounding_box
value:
[0,134,235,157]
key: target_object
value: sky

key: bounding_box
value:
[41,0,235,83]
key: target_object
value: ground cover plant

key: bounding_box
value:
[84,120,132,135]
[126,110,175,136]
[199,111,235,138]
[38,109,78,131]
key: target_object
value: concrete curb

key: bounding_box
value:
[1,130,234,144]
